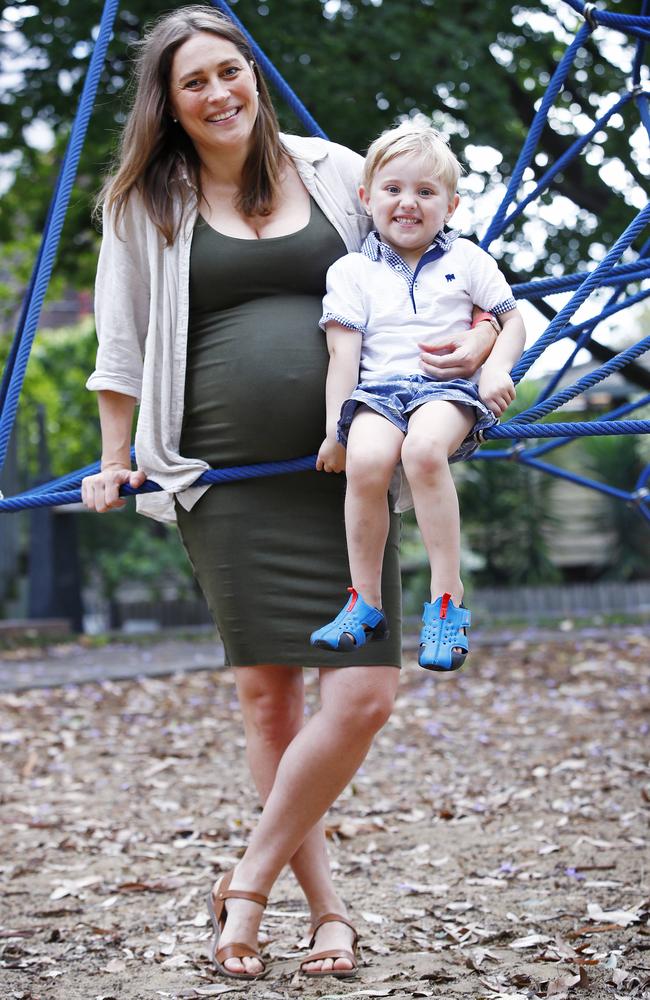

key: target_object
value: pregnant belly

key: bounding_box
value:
[181,296,330,467]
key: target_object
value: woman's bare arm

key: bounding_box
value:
[81,390,146,512]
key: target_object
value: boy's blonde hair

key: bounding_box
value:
[362,121,463,196]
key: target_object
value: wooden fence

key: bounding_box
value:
[111,579,650,632]
[470,580,650,620]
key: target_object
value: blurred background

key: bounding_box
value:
[0,0,648,639]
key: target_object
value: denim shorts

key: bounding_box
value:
[337,374,498,463]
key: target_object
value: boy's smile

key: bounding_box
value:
[360,153,459,269]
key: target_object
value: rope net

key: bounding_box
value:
[0,0,648,521]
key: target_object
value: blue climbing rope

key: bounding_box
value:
[0,0,648,516]
[0,0,121,473]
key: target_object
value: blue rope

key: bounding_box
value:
[512,202,650,382]
[526,394,650,460]
[562,0,650,33]
[1,0,649,518]
[535,286,650,404]
[0,0,121,473]
[513,336,650,424]
[481,23,592,250]
[486,418,650,440]
[512,260,650,300]
[517,454,642,504]
[633,0,649,84]
[209,0,327,138]
[497,91,638,236]
[0,455,318,512]
[4,420,650,512]
[0,153,72,420]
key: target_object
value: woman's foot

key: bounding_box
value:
[207,871,267,978]
[300,912,359,977]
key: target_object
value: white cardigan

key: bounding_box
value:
[87,134,371,523]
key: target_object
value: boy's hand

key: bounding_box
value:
[478,366,516,416]
[316,436,346,473]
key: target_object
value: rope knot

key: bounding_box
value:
[583,3,598,31]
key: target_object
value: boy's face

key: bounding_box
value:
[360,153,459,267]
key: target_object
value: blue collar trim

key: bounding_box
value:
[361,227,459,265]
[360,229,460,313]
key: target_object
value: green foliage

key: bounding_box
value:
[580,432,650,579]
[457,381,561,587]
[0,0,645,296]
[1,319,194,600]
[458,454,561,587]
[2,320,100,481]
[78,505,195,602]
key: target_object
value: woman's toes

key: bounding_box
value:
[224,955,263,975]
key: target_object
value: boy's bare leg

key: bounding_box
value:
[401,401,474,604]
[344,407,404,608]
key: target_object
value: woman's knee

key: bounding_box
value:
[323,670,397,737]
[236,668,304,747]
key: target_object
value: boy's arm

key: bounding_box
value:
[477,307,526,416]
[317,322,362,473]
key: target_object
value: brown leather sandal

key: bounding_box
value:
[299,912,359,979]
[206,870,268,980]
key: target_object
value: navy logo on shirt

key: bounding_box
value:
[445,273,456,282]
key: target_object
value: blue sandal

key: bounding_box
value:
[419,593,470,672]
[310,588,389,652]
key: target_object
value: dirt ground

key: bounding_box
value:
[1,629,649,1000]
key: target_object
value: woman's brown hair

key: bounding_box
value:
[101,5,285,244]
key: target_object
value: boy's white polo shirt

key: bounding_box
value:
[320,229,516,383]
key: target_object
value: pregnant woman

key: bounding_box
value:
[82,5,496,980]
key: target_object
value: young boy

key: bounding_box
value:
[310,122,526,671]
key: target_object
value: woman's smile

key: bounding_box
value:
[169,33,258,155]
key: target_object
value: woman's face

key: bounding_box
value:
[168,32,258,160]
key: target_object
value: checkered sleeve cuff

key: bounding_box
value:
[493,297,517,314]
[320,312,366,334]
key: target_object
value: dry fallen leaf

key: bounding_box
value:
[586,902,640,926]
[0,632,646,998]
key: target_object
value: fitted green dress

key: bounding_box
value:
[176,200,402,668]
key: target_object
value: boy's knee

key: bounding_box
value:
[346,447,395,488]
[402,434,448,478]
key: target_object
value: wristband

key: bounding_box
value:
[471,311,501,334]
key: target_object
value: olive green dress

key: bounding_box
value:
[176,200,401,667]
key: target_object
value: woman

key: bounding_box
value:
[81,5,496,980]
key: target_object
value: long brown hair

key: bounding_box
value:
[101,5,286,244]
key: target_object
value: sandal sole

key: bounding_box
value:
[312,629,390,653]
[205,889,268,981]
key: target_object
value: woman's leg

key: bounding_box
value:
[401,401,474,603]
[345,408,404,608]
[214,663,400,974]
[232,667,352,950]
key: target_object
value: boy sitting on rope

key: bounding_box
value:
[311,121,526,671]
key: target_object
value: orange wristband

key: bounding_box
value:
[471,311,501,333]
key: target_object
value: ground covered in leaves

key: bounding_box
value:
[1,629,649,1000]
